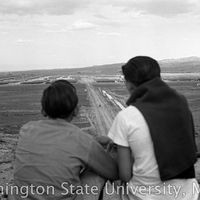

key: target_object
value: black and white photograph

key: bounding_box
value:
[0,0,200,199]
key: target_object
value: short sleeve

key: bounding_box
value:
[108,112,129,147]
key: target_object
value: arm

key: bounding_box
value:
[117,145,134,182]
[108,112,135,182]
[87,140,119,181]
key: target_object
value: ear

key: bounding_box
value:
[72,106,79,117]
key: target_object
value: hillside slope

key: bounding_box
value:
[0,57,200,77]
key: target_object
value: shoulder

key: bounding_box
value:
[112,105,147,133]
[169,86,189,105]
[20,119,53,131]
[78,129,94,142]
[117,105,143,121]
[20,120,39,131]
[65,122,94,140]
[19,120,43,139]
[67,124,95,148]
[110,106,142,133]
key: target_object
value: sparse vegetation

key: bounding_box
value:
[1,58,200,195]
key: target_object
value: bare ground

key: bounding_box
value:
[1,79,200,199]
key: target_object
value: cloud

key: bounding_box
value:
[45,20,97,32]
[70,20,97,30]
[93,14,108,20]
[16,38,33,43]
[0,0,199,18]
[0,31,8,34]
[40,23,59,28]
[0,0,91,15]
[45,29,68,33]
[108,0,199,17]
[97,32,121,37]
[94,17,124,27]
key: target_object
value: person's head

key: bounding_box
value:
[41,80,78,121]
[122,56,161,93]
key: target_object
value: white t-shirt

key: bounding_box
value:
[108,106,199,200]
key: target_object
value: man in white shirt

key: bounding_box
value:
[108,56,199,200]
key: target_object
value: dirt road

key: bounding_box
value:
[82,78,117,136]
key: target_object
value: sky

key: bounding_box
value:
[0,0,200,71]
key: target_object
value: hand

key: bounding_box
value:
[95,135,115,151]
[95,135,112,146]
[96,136,117,159]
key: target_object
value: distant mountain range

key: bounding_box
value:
[70,56,200,74]
[160,56,200,63]
[1,57,200,76]
[159,56,200,73]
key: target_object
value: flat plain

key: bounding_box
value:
[0,74,200,198]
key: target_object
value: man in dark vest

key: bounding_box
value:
[108,56,199,200]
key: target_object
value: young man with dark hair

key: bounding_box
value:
[108,56,199,199]
[13,80,118,200]
[41,80,78,119]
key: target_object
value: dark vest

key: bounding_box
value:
[126,77,197,181]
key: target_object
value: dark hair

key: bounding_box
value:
[41,80,78,119]
[122,56,161,86]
